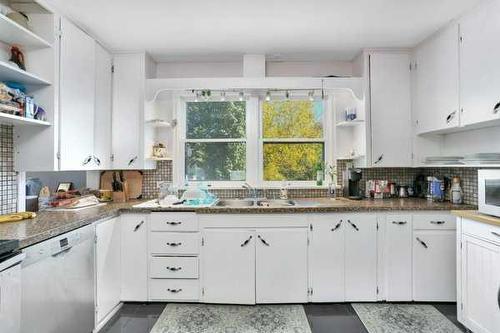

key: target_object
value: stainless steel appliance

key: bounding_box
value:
[0,240,24,333]
[21,224,95,333]
[479,169,500,217]
[343,168,363,200]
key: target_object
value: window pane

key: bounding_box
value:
[263,143,324,181]
[186,142,246,181]
[186,101,246,139]
[262,100,324,139]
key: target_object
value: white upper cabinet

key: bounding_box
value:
[413,24,460,134]
[369,52,412,167]
[460,0,500,127]
[93,43,113,170]
[112,53,156,170]
[255,228,309,304]
[58,18,96,170]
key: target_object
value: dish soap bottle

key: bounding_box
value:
[450,177,463,204]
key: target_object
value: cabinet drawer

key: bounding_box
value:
[149,279,199,301]
[150,232,199,255]
[413,214,455,230]
[150,257,198,279]
[150,213,198,232]
[463,218,500,245]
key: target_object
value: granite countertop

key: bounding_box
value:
[451,210,500,227]
[0,198,475,249]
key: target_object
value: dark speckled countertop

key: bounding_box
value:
[0,198,475,249]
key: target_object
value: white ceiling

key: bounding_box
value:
[46,0,482,62]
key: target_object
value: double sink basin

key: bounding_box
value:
[215,199,297,208]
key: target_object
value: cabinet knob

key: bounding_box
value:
[166,266,182,272]
[166,221,182,226]
[374,154,383,165]
[392,221,407,225]
[128,156,138,166]
[240,235,253,247]
[82,155,92,166]
[494,102,500,114]
[133,221,144,232]
[446,111,457,124]
[166,242,182,247]
[430,220,445,225]
[93,155,101,166]
[347,219,359,231]
[331,220,343,232]
[167,288,182,293]
[257,235,270,246]
[416,237,428,249]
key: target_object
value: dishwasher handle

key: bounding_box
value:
[51,246,73,257]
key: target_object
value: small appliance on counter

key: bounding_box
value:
[343,168,363,200]
[478,169,500,217]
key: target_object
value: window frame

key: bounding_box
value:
[258,96,332,187]
[175,94,334,188]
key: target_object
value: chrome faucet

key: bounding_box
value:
[242,182,257,199]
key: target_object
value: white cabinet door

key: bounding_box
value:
[59,18,96,170]
[255,228,308,303]
[93,43,113,170]
[202,229,255,304]
[413,230,456,301]
[344,214,378,301]
[120,214,148,301]
[310,216,345,302]
[385,215,412,301]
[461,235,500,333]
[414,24,460,134]
[95,217,121,325]
[112,54,143,169]
[369,52,412,167]
[460,0,500,127]
[0,264,21,333]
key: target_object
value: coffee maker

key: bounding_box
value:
[342,168,363,200]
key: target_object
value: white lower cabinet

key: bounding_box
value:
[95,217,121,326]
[458,218,500,333]
[384,215,412,301]
[0,263,21,333]
[255,228,308,303]
[413,230,456,301]
[310,214,377,302]
[120,214,148,301]
[202,229,256,304]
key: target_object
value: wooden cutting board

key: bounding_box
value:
[100,171,144,199]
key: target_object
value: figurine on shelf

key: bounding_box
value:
[9,46,26,71]
[152,143,168,159]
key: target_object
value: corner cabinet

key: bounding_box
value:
[369,52,412,167]
[111,53,156,170]
[458,218,500,333]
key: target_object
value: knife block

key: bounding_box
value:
[112,181,130,203]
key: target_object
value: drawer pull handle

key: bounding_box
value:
[392,221,407,225]
[494,101,500,114]
[167,288,182,293]
[166,242,182,247]
[347,219,359,231]
[166,266,182,271]
[331,220,343,232]
[374,154,383,165]
[133,221,144,232]
[240,235,253,247]
[446,111,457,124]
[416,237,428,249]
[491,232,500,238]
[430,221,445,225]
[166,221,182,225]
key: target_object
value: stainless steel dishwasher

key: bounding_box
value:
[21,224,95,333]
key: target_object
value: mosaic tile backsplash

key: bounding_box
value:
[0,125,17,214]
[141,160,480,205]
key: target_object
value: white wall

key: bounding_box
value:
[156,59,353,78]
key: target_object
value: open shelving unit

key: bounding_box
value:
[0,112,50,126]
[0,13,52,49]
[0,60,51,85]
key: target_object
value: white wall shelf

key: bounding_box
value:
[146,119,176,128]
[336,119,364,127]
[0,60,51,85]
[0,13,52,49]
[147,157,173,161]
[0,112,50,126]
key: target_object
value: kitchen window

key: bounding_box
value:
[183,101,247,182]
[261,99,325,183]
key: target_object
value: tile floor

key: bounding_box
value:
[100,302,466,333]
